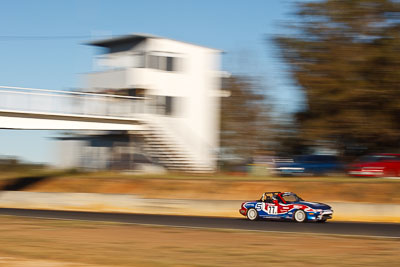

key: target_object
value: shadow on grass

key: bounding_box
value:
[0,170,75,191]
[0,175,53,191]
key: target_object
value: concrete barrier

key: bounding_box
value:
[0,191,399,223]
[330,202,400,223]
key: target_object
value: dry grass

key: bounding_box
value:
[0,215,399,266]
[1,170,400,204]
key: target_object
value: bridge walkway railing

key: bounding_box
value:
[0,86,147,119]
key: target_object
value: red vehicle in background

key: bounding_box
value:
[347,154,400,177]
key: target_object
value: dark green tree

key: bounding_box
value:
[275,0,400,156]
[220,75,273,161]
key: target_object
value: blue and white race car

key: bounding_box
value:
[239,192,333,222]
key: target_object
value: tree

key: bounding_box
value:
[275,0,400,156]
[219,75,273,161]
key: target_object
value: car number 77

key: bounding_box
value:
[267,205,278,214]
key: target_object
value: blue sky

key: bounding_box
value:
[0,0,301,164]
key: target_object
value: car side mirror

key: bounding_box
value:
[273,200,278,205]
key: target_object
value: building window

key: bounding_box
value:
[152,95,176,116]
[147,54,180,72]
[165,96,173,115]
[166,57,174,71]
[148,55,159,69]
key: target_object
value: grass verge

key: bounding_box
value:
[0,215,399,267]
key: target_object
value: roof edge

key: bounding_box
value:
[85,33,223,52]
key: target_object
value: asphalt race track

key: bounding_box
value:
[0,208,399,238]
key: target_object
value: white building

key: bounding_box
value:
[62,33,223,172]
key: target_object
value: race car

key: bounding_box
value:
[239,192,333,222]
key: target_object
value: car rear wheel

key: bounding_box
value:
[294,210,307,223]
[247,208,259,221]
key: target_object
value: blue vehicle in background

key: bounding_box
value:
[274,155,343,176]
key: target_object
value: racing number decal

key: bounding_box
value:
[267,205,278,214]
[255,203,263,211]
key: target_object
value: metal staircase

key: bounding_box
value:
[140,122,214,173]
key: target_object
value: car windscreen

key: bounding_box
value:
[281,194,303,203]
[294,155,337,163]
[359,155,398,162]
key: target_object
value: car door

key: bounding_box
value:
[264,199,280,217]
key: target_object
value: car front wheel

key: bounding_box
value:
[247,208,259,221]
[294,210,307,223]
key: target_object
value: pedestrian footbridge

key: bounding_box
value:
[0,86,146,130]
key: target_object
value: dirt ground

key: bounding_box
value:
[0,215,399,266]
[1,171,399,203]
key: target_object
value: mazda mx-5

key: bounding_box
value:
[239,192,333,222]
